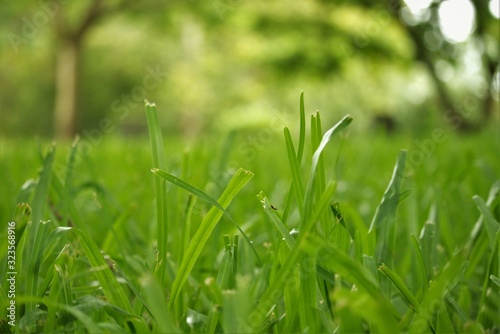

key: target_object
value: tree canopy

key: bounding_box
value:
[0,0,498,138]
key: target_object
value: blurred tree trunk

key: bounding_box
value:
[53,0,105,140]
[54,37,80,140]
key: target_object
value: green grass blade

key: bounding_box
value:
[330,202,347,230]
[282,93,306,224]
[168,168,253,310]
[60,136,80,225]
[140,274,180,333]
[319,239,381,299]
[465,181,500,256]
[231,234,239,289]
[367,150,407,264]
[247,181,337,332]
[411,234,429,294]
[247,112,353,331]
[311,112,329,237]
[46,227,134,313]
[329,221,351,254]
[314,238,399,331]
[145,101,167,170]
[49,171,84,228]
[302,115,353,221]
[379,263,420,313]
[14,202,31,236]
[145,101,168,286]
[411,252,467,333]
[152,167,260,264]
[3,204,31,287]
[216,235,234,289]
[17,296,102,333]
[152,168,222,210]
[419,208,438,280]
[297,91,306,163]
[30,145,55,229]
[257,191,295,248]
[284,127,304,213]
[491,275,500,287]
[180,194,196,263]
[436,302,455,334]
[281,183,295,224]
[23,146,55,313]
[473,195,500,248]
[477,232,499,329]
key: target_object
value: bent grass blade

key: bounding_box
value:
[152,168,260,264]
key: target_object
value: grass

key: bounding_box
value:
[0,94,499,333]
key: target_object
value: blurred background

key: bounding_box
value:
[0,0,498,140]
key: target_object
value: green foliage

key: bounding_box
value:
[0,94,499,333]
[2,1,497,138]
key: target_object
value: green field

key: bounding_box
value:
[1,98,499,333]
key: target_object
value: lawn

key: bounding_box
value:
[1,96,499,333]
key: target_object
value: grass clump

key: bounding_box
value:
[0,93,499,333]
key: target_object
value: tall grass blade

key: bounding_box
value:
[284,127,304,214]
[311,112,328,237]
[419,206,438,279]
[257,191,295,248]
[248,115,352,331]
[379,263,420,312]
[297,91,306,163]
[477,232,499,329]
[49,172,84,228]
[145,101,168,286]
[465,181,500,256]
[282,92,306,224]
[140,274,180,333]
[17,297,102,333]
[411,234,429,293]
[491,275,500,287]
[152,168,223,210]
[368,150,407,265]
[473,195,500,248]
[302,115,353,221]
[23,146,55,313]
[46,227,134,313]
[60,136,80,225]
[3,203,31,285]
[152,167,260,264]
[411,252,467,333]
[167,168,253,309]
[248,181,337,331]
[315,237,399,332]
